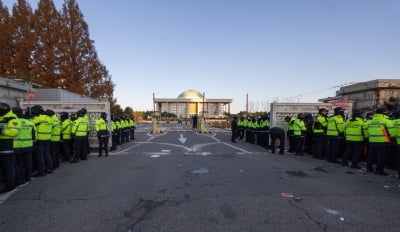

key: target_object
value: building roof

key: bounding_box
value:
[178,90,203,99]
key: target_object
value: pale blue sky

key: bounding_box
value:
[3,0,400,113]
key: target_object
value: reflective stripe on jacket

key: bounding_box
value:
[0,111,22,153]
[344,117,364,142]
[364,114,394,143]
[13,118,35,149]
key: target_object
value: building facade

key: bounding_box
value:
[154,90,233,119]
[0,77,35,107]
[320,79,400,112]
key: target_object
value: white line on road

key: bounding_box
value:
[222,142,252,154]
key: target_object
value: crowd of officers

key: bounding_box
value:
[232,107,400,178]
[232,115,286,155]
[0,102,136,194]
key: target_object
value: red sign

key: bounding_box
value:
[27,90,36,100]
[331,99,348,108]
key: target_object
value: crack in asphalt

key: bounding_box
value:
[288,200,328,232]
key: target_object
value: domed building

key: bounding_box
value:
[154,90,233,118]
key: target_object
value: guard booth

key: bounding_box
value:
[18,100,111,149]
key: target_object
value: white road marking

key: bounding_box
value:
[178,133,187,144]
[222,142,252,154]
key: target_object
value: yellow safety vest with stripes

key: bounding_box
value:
[364,114,394,143]
[13,118,36,149]
[344,117,364,142]
[72,116,88,137]
[0,111,22,153]
[31,114,52,141]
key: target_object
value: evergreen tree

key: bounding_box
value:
[0,0,118,109]
[32,0,64,87]
[10,0,35,81]
[0,1,13,77]
[60,0,114,101]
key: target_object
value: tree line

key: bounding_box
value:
[0,0,120,110]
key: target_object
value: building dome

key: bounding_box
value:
[177,90,203,99]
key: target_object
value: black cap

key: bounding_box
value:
[0,102,10,117]
[12,106,24,118]
[376,107,386,114]
[31,105,43,116]
[44,109,55,116]
[352,110,362,118]
[319,108,328,113]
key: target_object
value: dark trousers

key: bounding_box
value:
[238,128,244,139]
[0,153,16,190]
[74,136,86,161]
[50,142,61,169]
[231,129,237,142]
[98,136,109,156]
[259,132,270,148]
[367,143,389,172]
[245,129,250,142]
[125,130,130,142]
[342,141,363,167]
[61,140,72,161]
[287,131,296,153]
[256,131,263,145]
[327,136,341,162]
[35,141,52,173]
[15,150,33,184]
[312,133,327,159]
[15,152,24,185]
[111,133,118,150]
[116,131,121,145]
[295,135,305,155]
[121,130,127,143]
[248,130,256,144]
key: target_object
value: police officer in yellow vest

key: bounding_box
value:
[0,103,22,194]
[71,109,89,162]
[326,107,345,163]
[391,110,400,179]
[110,114,118,151]
[95,112,110,157]
[46,110,61,169]
[312,108,328,159]
[80,108,90,158]
[285,116,296,153]
[129,117,136,140]
[293,113,307,156]
[342,110,365,168]
[31,105,53,176]
[115,116,122,145]
[12,107,36,184]
[364,107,395,175]
[60,112,73,162]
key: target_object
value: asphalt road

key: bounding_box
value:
[0,123,399,232]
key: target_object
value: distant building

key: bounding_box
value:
[320,79,400,112]
[32,88,98,102]
[154,90,233,118]
[0,76,99,107]
[0,77,35,107]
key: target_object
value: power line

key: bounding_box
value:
[285,82,356,101]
